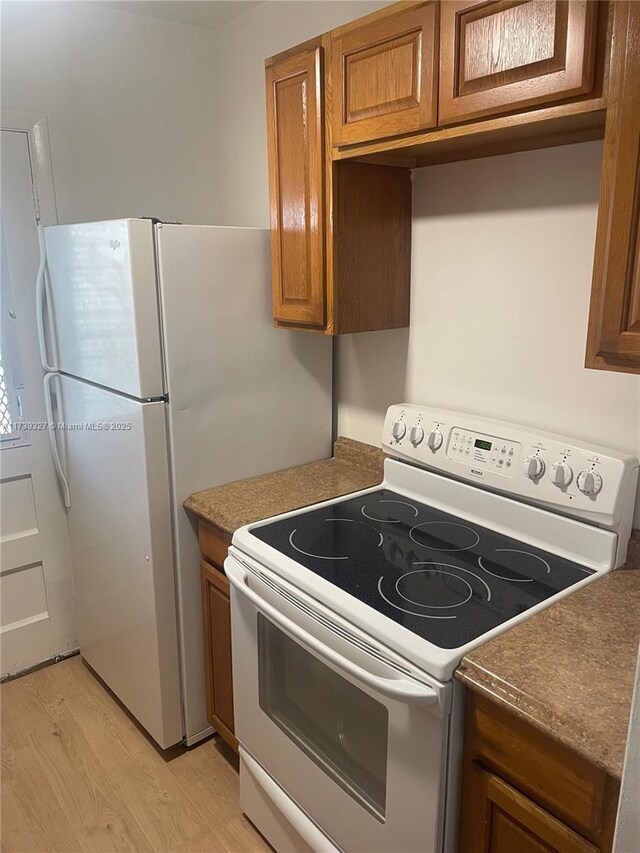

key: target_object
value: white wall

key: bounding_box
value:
[336,141,640,524]
[208,4,639,528]
[209,0,390,226]
[1,1,219,225]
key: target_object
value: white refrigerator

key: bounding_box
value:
[42,219,332,748]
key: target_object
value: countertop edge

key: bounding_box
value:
[455,660,626,779]
[454,533,640,780]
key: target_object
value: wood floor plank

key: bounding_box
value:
[169,743,269,853]
[36,662,204,851]
[1,741,83,853]
[4,663,155,852]
[0,658,270,853]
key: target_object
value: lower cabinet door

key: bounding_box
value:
[201,560,237,751]
[461,763,598,853]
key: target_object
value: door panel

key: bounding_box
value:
[201,559,237,750]
[0,128,75,675]
[59,375,182,748]
[439,0,598,125]
[45,219,164,398]
[266,47,326,327]
[331,3,438,145]
[258,614,389,821]
[462,764,598,853]
[586,0,640,373]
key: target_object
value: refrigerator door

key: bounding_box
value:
[156,224,332,743]
[44,220,165,399]
[59,374,182,748]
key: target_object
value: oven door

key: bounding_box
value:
[226,551,452,853]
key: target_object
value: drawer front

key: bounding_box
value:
[439,0,598,125]
[198,520,231,569]
[330,3,438,146]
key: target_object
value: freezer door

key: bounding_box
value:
[59,374,182,748]
[156,224,332,742]
[45,220,165,398]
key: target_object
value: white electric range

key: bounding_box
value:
[226,405,638,853]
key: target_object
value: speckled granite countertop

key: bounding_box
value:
[456,532,640,779]
[184,437,385,535]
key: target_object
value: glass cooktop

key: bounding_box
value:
[252,488,594,649]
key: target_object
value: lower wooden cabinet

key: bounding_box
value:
[459,691,619,853]
[464,763,600,853]
[198,521,237,752]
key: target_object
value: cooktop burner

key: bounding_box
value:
[252,489,594,649]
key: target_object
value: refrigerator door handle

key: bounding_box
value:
[36,223,58,372]
[43,372,71,508]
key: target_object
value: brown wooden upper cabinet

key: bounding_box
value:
[266,45,326,328]
[265,0,640,366]
[330,2,439,146]
[439,0,598,125]
[265,37,412,334]
[585,0,640,374]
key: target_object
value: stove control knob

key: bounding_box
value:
[550,461,573,488]
[427,429,443,451]
[523,455,545,480]
[409,424,424,446]
[391,420,406,441]
[577,469,602,496]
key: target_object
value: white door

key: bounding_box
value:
[0,125,76,675]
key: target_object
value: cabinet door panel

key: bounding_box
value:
[439,0,597,125]
[266,47,325,327]
[200,560,237,751]
[331,3,438,146]
[586,1,640,373]
[462,763,598,853]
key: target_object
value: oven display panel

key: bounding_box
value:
[448,428,520,475]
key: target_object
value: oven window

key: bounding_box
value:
[257,615,388,821]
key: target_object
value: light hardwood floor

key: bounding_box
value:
[1,656,270,853]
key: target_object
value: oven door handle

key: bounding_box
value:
[226,557,437,707]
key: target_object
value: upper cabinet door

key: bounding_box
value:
[330,3,439,146]
[266,46,325,328]
[586,1,640,374]
[439,0,598,126]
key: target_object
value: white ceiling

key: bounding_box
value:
[89,1,264,31]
